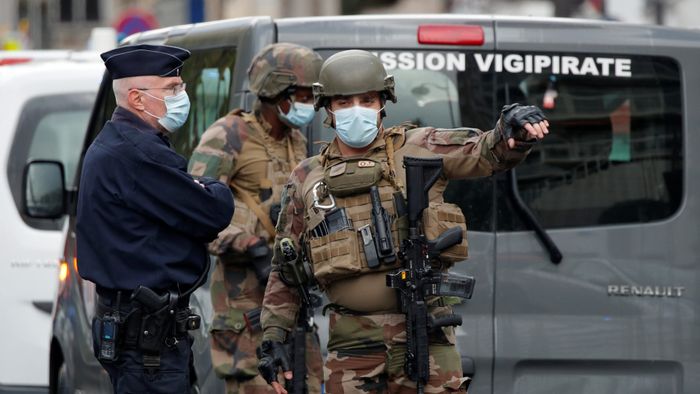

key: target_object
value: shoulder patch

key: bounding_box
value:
[429,128,484,146]
[293,156,322,184]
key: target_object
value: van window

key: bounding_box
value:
[8,93,95,230]
[172,47,237,159]
[496,54,682,230]
[311,50,497,231]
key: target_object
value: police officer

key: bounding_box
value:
[77,44,234,393]
[188,43,324,393]
[257,50,549,393]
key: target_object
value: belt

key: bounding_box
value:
[97,287,191,309]
[96,287,133,302]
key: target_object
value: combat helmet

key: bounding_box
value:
[247,43,323,99]
[313,50,397,111]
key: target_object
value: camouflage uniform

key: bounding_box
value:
[262,119,533,393]
[188,43,323,394]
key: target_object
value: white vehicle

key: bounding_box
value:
[0,50,100,66]
[0,58,102,393]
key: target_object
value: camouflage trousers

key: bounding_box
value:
[324,311,470,394]
[211,323,323,394]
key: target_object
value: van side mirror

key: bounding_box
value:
[23,160,66,219]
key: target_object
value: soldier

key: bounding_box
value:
[77,44,234,393]
[257,50,549,393]
[188,43,324,393]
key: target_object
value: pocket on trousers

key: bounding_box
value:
[210,329,260,380]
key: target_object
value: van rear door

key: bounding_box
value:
[278,16,499,393]
[492,19,697,393]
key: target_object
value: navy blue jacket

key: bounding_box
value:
[76,107,234,292]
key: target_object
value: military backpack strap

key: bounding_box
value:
[229,182,277,242]
[383,125,410,192]
[286,137,298,169]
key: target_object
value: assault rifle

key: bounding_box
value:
[279,238,316,394]
[386,156,475,394]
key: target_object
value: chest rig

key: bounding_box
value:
[230,111,305,242]
[302,130,408,288]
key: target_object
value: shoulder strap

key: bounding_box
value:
[241,112,298,168]
[383,125,411,192]
[229,182,277,242]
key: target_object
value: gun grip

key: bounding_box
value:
[430,314,463,330]
[131,285,169,312]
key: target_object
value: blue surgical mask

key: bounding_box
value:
[331,105,381,148]
[143,90,191,132]
[278,101,316,128]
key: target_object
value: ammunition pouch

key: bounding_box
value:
[324,158,383,197]
[423,202,469,265]
[305,185,404,287]
[308,207,352,238]
[308,229,364,287]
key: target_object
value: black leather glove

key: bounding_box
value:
[247,238,273,286]
[257,340,291,385]
[499,103,547,143]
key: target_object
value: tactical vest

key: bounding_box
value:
[228,110,306,243]
[302,127,469,289]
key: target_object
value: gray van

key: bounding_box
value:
[28,15,698,394]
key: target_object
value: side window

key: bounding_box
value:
[85,47,237,161]
[496,54,683,230]
[8,93,95,230]
[172,47,236,158]
[310,50,497,232]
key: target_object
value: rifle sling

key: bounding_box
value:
[229,182,276,243]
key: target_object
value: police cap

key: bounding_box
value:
[100,44,191,79]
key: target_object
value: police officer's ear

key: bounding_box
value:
[127,88,146,111]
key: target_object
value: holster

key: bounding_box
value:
[96,289,201,371]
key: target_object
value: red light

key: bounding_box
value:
[418,25,484,46]
[0,58,32,66]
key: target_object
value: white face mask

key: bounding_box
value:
[330,105,382,148]
[277,101,316,128]
[142,90,191,132]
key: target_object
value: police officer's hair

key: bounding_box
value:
[112,78,131,107]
